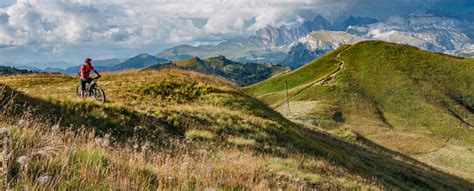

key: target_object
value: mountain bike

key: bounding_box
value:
[76,77,106,102]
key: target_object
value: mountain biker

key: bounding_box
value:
[79,58,101,99]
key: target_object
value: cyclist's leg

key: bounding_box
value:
[87,78,94,94]
[80,79,87,98]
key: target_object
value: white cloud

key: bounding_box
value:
[0,0,353,49]
[0,0,470,65]
[0,0,109,47]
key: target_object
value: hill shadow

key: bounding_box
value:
[205,89,474,189]
[0,84,182,145]
[298,126,474,190]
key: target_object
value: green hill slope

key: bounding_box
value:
[148,56,290,86]
[206,56,290,86]
[1,68,472,189]
[246,45,350,96]
[244,40,474,181]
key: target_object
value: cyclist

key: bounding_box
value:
[79,58,101,99]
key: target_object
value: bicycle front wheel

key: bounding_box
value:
[93,86,106,102]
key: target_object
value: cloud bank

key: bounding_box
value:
[0,0,350,47]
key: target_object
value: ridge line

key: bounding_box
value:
[274,45,352,110]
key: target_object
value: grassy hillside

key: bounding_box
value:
[171,57,214,73]
[1,68,472,189]
[244,40,474,182]
[149,56,290,86]
[246,45,349,96]
[0,66,34,75]
[206,56,290,86]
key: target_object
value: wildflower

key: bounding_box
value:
[17,156,28,167]
[51,124,60,133]
[141,142,150,151]
[196,149,208,157]
[17,119,26,126]
[204,187,216,191]
[37,175,51,184]
[101,136,110,147]
[0,128,8,134]
[94,138,103,146]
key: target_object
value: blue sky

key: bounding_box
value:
[0,0,473,68]
[0,0,15,8]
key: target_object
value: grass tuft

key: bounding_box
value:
[185,130,216,141]
[227,137,256,146]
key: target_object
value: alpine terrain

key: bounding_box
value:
[0,43,473,189]
[158,12,474,69]
[246,40,474,182]
[1,1,474,190]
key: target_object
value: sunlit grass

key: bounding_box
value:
[1,64,472,189]
[245,40,474,181]
[0,68,383,189]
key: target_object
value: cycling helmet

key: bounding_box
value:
[84,58,92,64]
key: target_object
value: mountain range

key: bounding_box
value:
[156,15,344,64]
[287,13,474,68]
[157,12,474,68]
[7,11,473,72]
[39,55,165,75]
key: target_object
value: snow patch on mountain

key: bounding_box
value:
[283,13,474,68]
[298,30,364,51]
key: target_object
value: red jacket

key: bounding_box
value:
[79,63,94,79]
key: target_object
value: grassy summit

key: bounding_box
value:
[1,68,472,189]
[246,45,350,96]
[245,40,474,181]
[148,56,290,86]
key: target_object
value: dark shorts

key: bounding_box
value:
[80,78,93,91]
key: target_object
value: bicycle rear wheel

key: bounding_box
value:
[93,86,106,102]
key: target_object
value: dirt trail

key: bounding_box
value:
[274,45,351,110]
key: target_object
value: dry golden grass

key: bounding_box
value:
[0,69,384,190]
[2,112,379,190]
[0,68,236,104]
[1,68,473,189]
